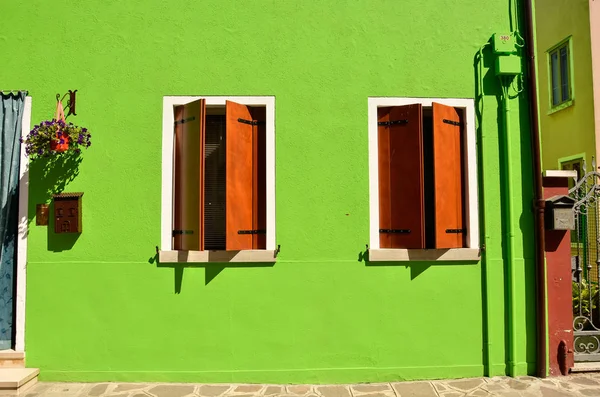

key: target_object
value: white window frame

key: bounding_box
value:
[547,38,573,109]
[367,97,480,262]
[160,96,276,263]
[15,96,31,352]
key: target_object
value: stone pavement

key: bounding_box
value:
[21,373,600,397]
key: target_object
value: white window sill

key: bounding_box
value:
[547,99,574,115]
[368,248,481,262]
[158,250,277,263]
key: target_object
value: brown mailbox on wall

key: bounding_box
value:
[52,193,83,233]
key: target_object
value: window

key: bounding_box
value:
[561,157,583,190]
[549,40,572,107]
[368,98,479,261]
[560,157,583,244]
[160,97,276,263]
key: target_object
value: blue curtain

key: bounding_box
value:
[0,92,25,350]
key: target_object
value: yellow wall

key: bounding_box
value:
[535,0,596,171]
[590,0,600,163]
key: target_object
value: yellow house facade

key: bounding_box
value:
[535,0,597,175]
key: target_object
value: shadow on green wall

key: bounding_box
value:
[475,41,498,377]
[516,69,538,373]
[473,39,494,247]
[46,225,80,252]
[151,255,275,292]
[27,151,82,251]
[359,248,479,279]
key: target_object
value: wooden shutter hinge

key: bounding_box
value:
[446,229,467,234]
[379,229,411,234]
[442,119,462,127]
[378,119,409,126]
[238,118,265,126]
[174,116,196,125]
[238,229,266,235]
[172,229,194,236]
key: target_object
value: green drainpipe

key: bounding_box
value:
[500,77,518,377]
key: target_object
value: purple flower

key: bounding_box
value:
[37,149,43,155]
[82,128,87,132]
[74,149,81,154]
[59,139,65,144]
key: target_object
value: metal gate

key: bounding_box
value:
[570,159,600,362]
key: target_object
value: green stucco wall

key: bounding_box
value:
[3,0,537,383]
[535,0,596,171]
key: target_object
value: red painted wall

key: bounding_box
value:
[543,176,574,376]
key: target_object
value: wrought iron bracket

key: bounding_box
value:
[379,229,411,234]
[443,119,462,126]
[238,118,265,126]
[378,120,409,126]
[172,229,194,236]
[174,116,196,125]
[56,90,78,117]
[238,229,266,235]
[446,229,466,234]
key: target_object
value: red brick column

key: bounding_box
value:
[543,175,575,376]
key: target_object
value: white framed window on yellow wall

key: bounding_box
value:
[548,38,573,110]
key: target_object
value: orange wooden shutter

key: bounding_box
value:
[432,102,465,248]
[377,104,425,249]
[225,101,266,250]
[173,99,206,251]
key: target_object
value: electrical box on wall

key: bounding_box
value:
[495,54,521,76]
[491,32,521,76]
[53,192,83,233]
[492,33,517,54]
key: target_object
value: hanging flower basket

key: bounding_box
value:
[22,100,91,160]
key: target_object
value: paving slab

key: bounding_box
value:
[264,386,285,395]
[286,386,312,395]
[351,384,392,393]
[391,382,438,397]
[198,385,232,397]
[315,385,351,397]
[234,385,264,393]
